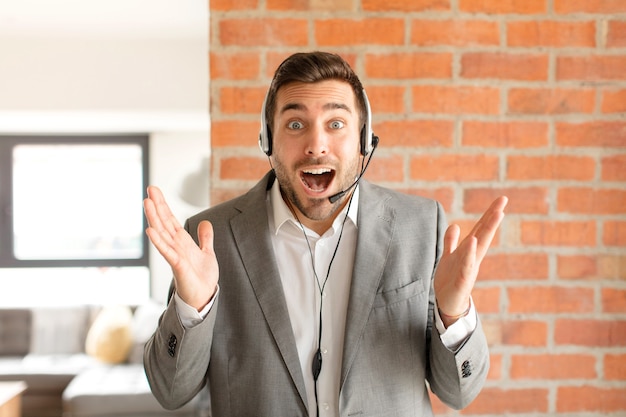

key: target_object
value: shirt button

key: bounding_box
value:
[322,347,328,354]
[322,403,330,410]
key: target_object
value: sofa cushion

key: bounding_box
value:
[85,305,133,364]
[0,309,32,356]
[62,364,201,416]
[30,307,92,355]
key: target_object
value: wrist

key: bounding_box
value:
[437,299,471,328]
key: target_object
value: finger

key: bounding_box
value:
[145,224,181,267]
[147,186,183,238]
[468,196,508,261]
[443,224,461,255]
[197,220,215,253]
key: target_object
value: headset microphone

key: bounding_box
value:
[327,135,378,204]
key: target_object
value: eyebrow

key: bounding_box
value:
[279,102,352,115]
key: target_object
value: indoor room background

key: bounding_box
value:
[0,0,624,416]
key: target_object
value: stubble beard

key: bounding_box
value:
[272,155,360,222]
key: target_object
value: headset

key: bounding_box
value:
[258,88,379,157]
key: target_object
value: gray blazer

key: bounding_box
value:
[144,171,489,417]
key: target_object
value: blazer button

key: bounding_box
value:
[168,334,177,357]
[461,360,472,378]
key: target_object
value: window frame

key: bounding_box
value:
[0,134,150,268]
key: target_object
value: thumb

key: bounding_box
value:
[197,220,215,253]
[443,224,461,255]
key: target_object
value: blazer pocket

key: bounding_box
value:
[373,278,428,308]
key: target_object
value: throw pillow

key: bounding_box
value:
[85,305,133,364]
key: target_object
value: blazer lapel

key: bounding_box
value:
[341,181,395,386]
[229,172,309,412]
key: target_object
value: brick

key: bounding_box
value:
[461,52,549,81]
[480,253,549,281]
[462,121,548,148]
[472,286,500,314]
[604,221,626,246]
[557,55,626,81]
[557,386,626,413]
[463,387,549,414]
[521,220,596,246]
[363,0,450,12]
[501,320,548,346]
[598,255,626,280]
[602,288,626,313]
[410,19,499,46]
[558,187,626,215]
[409,154,499,181]
[555,0,626,14]
[607,20,626,47]
[365,53,452,79]
[364,154,404,183]
[488,353,503,380]
[508,20,595,47]
[411,85,499,114]
[365,86,406,114]
[555,320,626,347]
[510,354,596,379]
[602,89,626,113]
[557,255,626,281]
[557,255,597,280]
[219,19,308,46]
[210,0,258,10]
[556,121,626,147]
[605,354,626,380]
[508,287,594,313]
[460,0,546,14]
[220,156,269,180]
[465,187,549,214]
[219,86,267,115]
[507,155,595,181]
[315,19,404,46]
[268,0,353,11]
[211,120,260,147]
[602,154,626,180]
[374,120,454,148]
[508,88,595,114]
[210,52,260,80]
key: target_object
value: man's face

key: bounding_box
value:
[269,79,363,228]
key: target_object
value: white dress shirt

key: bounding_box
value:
[174,181,476,417]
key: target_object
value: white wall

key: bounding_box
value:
[0,27,209,304]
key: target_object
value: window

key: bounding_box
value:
[0,135,150,306]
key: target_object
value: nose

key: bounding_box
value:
[305,124,328,156]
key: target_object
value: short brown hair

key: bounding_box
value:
[264,51,366,135]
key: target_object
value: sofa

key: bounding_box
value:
[0,303,207,417]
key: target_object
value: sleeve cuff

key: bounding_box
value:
[174,286,219,328]
[435,296,477,351]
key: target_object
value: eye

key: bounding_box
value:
[288,120,304,130]
[329,120,344,129]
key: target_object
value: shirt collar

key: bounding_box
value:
[269,179,359,236]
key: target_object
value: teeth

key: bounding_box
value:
[303,168,331,175]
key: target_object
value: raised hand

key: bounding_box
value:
[434,196,508,327]
[143,186,219,311]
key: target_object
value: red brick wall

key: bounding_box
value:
[209,0,626,414]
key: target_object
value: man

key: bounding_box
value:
[143,51,507,417]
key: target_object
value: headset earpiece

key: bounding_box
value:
[360,89,378,156]
[259,91,272,156]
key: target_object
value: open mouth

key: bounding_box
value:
[300,168,335,193]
